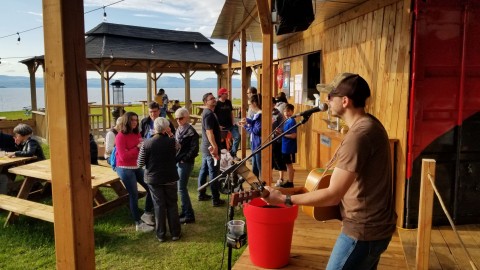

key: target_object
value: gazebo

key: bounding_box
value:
[20,22,235,136]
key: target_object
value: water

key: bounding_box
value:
[0,87,243,112]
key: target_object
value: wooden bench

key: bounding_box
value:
[190,114,202,125]
[0,194,54,223]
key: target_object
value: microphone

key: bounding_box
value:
[291,103,328,118]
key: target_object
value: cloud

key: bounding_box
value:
[133,14,158,18]
[84,0,223,30]
[27,11,43,17]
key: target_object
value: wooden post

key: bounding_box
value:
[227,39,234,96]
[42,0,95,268]
[240,29,248,159]
[27,61,40,111]
[416,159,436,270]
[147,61,152,102]
[185,67,191,113]
[100,62,107,133]
[256,0,273,185]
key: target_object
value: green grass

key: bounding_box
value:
[0,110,31,120]
[0,145,247,269]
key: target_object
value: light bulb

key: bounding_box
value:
[151,45,155,54]
[194,42,198,49]
[103,7,107,21]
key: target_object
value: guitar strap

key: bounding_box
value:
[315,143,342,189]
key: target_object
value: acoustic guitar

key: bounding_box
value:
[229,165,341,221]
[301,168,341,221]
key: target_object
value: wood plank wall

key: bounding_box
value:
[276,0,412,227]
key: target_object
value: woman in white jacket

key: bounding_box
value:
[104,116,123,163]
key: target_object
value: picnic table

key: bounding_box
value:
[1,159,129,225]
[0,156,37,193]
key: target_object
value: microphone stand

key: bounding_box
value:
[198,112,315,270]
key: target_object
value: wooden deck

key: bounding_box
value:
[232,162,480,269]
[399,225,480,270]
[233,164,408,269]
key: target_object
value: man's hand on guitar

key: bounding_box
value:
[261,187,287,205]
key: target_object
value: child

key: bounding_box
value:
[280,104,296,188]
[7,123,45,160]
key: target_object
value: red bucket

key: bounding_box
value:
[243,198,298,268]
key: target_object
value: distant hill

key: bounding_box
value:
[0,75,254,88]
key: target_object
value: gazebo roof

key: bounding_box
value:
[21,22,234,73]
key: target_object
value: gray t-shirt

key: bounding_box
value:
[336,114,397,241]
[201,108,222,155]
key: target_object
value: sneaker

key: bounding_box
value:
[275,179,283,187]
[136,222,154,233]
[141,212,155,226]
[280,181,294,188]
[212,199,226,207]
[172,233,182,241]
[232,156,241,162]
[157,237,166,242]
[198,194,212,201]
[180,217,196,224]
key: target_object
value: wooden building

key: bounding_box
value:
[213,0,480,228]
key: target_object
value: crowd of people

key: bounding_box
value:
[104,87,299,241]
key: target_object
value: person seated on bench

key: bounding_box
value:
[2,124,45,194]
[7,124,45,160]
[0,131,16,152]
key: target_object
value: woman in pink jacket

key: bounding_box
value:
[115,112,154,233]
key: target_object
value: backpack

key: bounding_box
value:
[110,147,117,171]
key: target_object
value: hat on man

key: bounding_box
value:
[317,73,371,107]
[218,88,228,96]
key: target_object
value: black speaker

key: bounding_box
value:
[275,0,315,36]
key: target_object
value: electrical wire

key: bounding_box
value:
[0,0,125,40]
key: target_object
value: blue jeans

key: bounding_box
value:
[160,107,167,118]
[177,162,195,219]
[116,167,153,222]
[252,151,261,178]
[227,125,240,157]
[326,232,392,270]
[197,154,220,200]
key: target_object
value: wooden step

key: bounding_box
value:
[0,195,54,223]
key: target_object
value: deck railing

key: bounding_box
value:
[417,159,478,270]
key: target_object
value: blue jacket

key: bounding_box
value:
[245,111,262,151]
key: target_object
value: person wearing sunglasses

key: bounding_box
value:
[174,108,199,223]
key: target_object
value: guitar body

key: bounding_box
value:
[302,168,342,221]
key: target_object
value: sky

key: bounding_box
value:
[0,0,272,80]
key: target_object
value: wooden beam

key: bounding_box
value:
[255,0,272,35]
[42,0,95,268]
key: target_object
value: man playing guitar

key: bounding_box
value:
[263,73,397,270]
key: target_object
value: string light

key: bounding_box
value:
[150,45,155,54]
[110,50,113,59]
[103,6,107,21]
[194,42,198,49]
[16,32,21,44]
